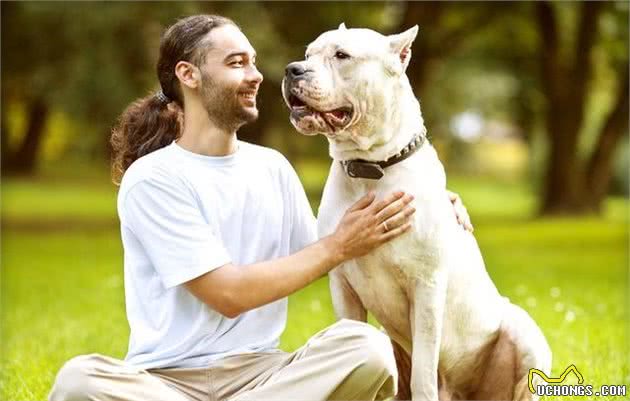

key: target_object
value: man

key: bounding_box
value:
[50,15,470,401]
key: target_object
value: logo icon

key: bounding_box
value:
[528,365,584,393]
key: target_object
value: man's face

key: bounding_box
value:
[198,25,263,131]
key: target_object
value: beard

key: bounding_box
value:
[199,71,258,133]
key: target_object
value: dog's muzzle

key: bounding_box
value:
[285,62,308,80]
[283,61,354,134]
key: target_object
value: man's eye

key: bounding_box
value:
[334,51,351,60]
[231,60,244,67]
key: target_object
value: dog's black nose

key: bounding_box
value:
[286,62,306,78]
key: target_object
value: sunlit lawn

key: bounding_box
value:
[1,163,628,400]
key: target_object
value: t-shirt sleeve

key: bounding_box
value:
[284,163,318,253]
[121,177,232,289]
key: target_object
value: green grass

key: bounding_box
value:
[2,177,117,222]
[1,167,628,400]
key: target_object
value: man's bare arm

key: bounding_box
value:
[185,191,415,317]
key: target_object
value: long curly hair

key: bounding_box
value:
[110,14,236,184]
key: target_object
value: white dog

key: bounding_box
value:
[282,24,552,401]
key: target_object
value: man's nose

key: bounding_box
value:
[247,65,263,84]
[285,62,307,78]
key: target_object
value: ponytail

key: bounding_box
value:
[110,93,182,185]
[110,14,236,185]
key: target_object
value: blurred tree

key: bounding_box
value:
[402,2,627,215]
[394,2,509,97]
[536,1,628,214]
[2,2,56,174]
[1,2,201,175]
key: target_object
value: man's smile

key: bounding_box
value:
[238,90,257,106]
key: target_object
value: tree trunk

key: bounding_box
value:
[537,2,603,215]
[5,97,48,175]
[540,118,584,214]
[537,1,576,213]
[395,2,444,95]
[1,107,9,174]
[583,70,629,211]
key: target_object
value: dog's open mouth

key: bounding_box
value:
[288,94,353,131]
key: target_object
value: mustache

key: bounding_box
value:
[238,85,259,96]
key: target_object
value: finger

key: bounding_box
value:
[464,217,474,232]
[375,194,414,223]
[452,201,466,220]
[455,209,473,232]
[380,220,389,234]
[370,191,407,214]
[448,191,459,203]
[466,222,474,232]
[381,221,413,242]
[381,205,415,231]
[454,209,462,224]
[348,191,376,212]
[451,196,464,218]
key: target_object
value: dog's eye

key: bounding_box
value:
[334,51,351,60]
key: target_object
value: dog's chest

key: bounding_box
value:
[333,222,446,352]
[318,164,445,343]
[318,159,446,278]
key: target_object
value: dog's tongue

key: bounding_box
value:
[330,110,346,119]
[324,109,348,123]
[322,109,349,129]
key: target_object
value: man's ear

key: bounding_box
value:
[388,25,418,73]
[175,61,202,89]
[338,22,348,31]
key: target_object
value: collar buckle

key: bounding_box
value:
[345,161,385,180]
[340,133,425,180]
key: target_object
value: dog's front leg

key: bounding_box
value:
[329,265,367,322]
[409,271,447,401]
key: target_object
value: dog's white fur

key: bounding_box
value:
[283,25,551,400]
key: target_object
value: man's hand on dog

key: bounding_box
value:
[448,191,474,232]
[327,191,415,262]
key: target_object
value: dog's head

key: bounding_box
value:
[282,24,419,154]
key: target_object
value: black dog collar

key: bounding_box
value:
[340,134,426,180]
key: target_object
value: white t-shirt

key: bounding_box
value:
[117,141,317,369]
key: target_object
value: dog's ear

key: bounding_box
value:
[338,22,348,31]
[388,25,418,73]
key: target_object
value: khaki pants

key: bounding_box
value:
[49,319,397,401]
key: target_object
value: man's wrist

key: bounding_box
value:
[320,234,346,268]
